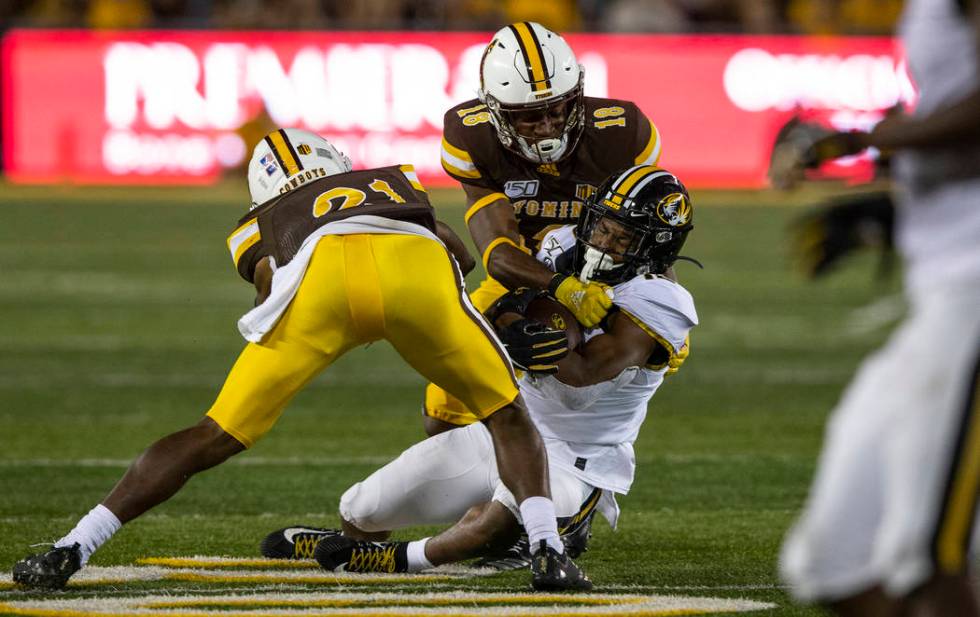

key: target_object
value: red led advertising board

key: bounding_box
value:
[1,30,911,187]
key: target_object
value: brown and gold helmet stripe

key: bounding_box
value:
[508,22,552,93]
[264,129,304,177]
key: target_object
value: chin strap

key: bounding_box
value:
[579,246,621,283]
[519,136,567,164]
[674,255,705,269]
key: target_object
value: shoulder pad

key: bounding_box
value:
[612,276,697,352]
[441,101,497,186]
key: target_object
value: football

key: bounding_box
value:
[525,296,583,350]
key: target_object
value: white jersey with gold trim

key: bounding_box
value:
[893,0,980,296]
[524,225,698,494]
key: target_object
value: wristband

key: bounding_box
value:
[547,273,568,296]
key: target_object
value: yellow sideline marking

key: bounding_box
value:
[146,595,648,608]
[165,572,453,585]
[138,557,319,569]
[0,591,776,616]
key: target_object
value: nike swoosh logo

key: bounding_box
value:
[283,527,329,543]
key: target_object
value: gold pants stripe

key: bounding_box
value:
[207,234,519,447]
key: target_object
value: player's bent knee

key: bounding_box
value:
[423,415,460,437]
[481,399,530,431]
[180,417,246,471]
[779,521,868,603]
[339,480,387,533]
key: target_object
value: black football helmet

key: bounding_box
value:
[573,166,695,284]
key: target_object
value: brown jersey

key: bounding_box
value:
[440,96,662,250]
[227,165,435,282]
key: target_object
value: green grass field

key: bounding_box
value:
[0,183,903,616]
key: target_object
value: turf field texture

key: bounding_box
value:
[0,182,904,616]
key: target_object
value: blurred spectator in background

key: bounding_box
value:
[446,0,582,31]
[0,0,909,34]
[786,0,902,35]
[87,0,150,28]
[213,0,327,29]
[600,0,780,33]
[16,0,87,27]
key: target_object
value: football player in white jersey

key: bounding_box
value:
[771,1,980,615]
[259,166,699,577]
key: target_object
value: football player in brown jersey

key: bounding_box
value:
[12,129,591,593]
[426,21,665,435]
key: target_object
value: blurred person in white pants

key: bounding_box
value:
[771,1,980,615]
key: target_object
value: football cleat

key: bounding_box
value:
[473,536,531,571]
[530,540,593,592]
[561,510,596,559]
[12,543,82,590]
[314,536,408,573]
[260,526,341,560]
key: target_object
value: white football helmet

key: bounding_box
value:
[247,128,352,209]
[478,22,585,164]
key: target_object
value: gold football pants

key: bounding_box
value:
[207,234,519,447]
[423,275,510,426]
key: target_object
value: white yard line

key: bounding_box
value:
[0,590,776,615]
[0,456,393,468]
[0,452,808,470]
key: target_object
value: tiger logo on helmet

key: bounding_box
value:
[656,193,693,227]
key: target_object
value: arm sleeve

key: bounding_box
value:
[632,106,663,166]
[613,277,697,369]
[440,109,498,190]
[397,164,431,202]
[226,217,264,283]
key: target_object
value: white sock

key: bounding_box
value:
[54,504,122,566]
[405,538,433,572]
[519,496,563,553]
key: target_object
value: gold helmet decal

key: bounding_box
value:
[548,312,566,331]
[656,192,692,227]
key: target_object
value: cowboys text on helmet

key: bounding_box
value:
[248,128,353,209]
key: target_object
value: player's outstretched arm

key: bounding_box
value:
[554,312,658,387]
[771,2,980,191]
[465,184,612,327]
[464,184,559,290]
